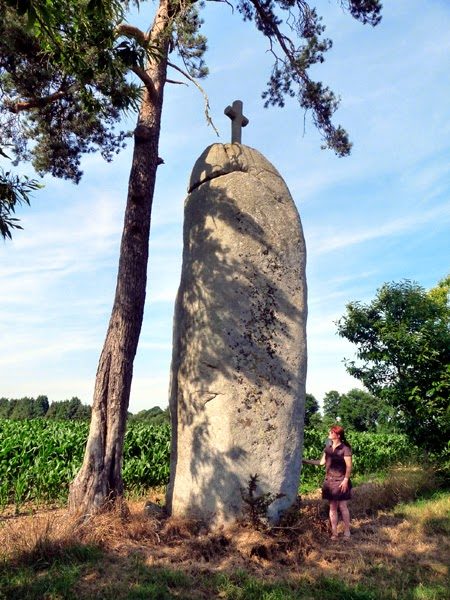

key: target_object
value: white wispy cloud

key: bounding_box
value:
[307,202,450,256]
[0,335,99,368]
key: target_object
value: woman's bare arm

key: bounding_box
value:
[343,455,352,478]
[303,453,326,466]
[339,455,352,491]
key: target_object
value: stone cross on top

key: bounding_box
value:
[224,100,249,144]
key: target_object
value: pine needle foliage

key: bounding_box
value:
[236,0,382,156]
[1,0,383,238]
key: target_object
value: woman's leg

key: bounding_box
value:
[329,500,339,537]
[339,500,351,536]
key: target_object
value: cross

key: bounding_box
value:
[224,100,249,144]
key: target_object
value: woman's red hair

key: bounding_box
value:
[329,424,350,448]
[329,424,345,439]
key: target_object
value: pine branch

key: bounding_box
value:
[116,23,149,45]
[5,87,74,113]
[167,61,219,136]
[131,66,157,98]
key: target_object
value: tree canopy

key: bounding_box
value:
[337,277,450,452]
[322,388,395,432]
[0,0,140,237]
[0,395,91,419]
[0,395,49,419]
[128,406,170,425]
[304,393,321,428]
[1,0,383,238]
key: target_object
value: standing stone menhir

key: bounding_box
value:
[167,106,307,527]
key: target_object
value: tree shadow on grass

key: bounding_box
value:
[0,542,101,600]
[0,545,395,600]
[422,515,450,537]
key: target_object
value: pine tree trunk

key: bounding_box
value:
[68,2,171,515]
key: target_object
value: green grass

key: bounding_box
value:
[0,544,101,600]
[394,490,450,536]
[3,556,443,600]
[0,557,399,600]
[213,571,381,599]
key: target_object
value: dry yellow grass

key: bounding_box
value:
[1,466,448,599]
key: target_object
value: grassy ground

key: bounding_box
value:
[0,466,448,600]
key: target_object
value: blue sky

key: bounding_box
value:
[1,0,449,413]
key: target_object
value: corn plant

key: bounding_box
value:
[300,429,417,493]
[0,419,171,508]
[0,418,417,509]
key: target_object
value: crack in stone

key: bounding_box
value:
[188,145,284,193]
[200,391,222,405]
[188,166,285,194]
[188,167,244,193]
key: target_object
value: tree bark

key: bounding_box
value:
[68,1,171,515]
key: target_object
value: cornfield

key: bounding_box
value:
[301,428,415,492]
[0,418,415,510]
[0,419,170,509]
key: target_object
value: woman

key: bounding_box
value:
[302,425,352,539]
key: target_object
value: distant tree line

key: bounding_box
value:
[304,389,396,433]
[127,406,170,426]
[0,391,393,431]
[1,391,387,431]
[0,396,91,420]
[0,395,171,424]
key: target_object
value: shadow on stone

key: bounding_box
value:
[167,143,307,526]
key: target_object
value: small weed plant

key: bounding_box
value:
[240,474,284,528]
